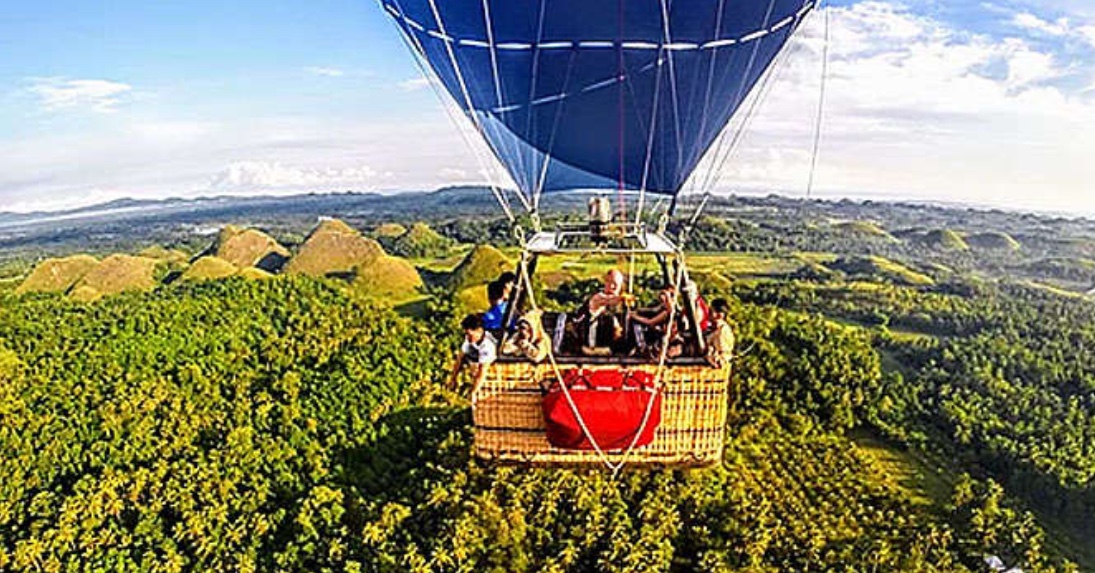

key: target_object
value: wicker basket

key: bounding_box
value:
[472,359,731,466]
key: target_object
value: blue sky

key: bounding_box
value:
[1,0,1094,214]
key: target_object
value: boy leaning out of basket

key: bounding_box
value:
[449,313,498,403]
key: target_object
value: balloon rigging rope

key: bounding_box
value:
[658,0,687,180]
[526,0,548,207]
[425,0,533,215]
[534,51,580,209]
[386,0,519,224]
[516,250,684,476]
[695,0,780,196]
[807,1,831,200]
[692,1,813,205]
[635,49,665,226]
[695,0,730,179]
[480,0,532,209]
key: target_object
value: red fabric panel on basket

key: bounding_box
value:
[543,369,662,451]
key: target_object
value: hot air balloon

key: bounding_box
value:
[381,0,816,469]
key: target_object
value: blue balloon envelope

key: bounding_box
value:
[382,0,814,204]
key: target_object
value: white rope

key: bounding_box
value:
[388,0,519,222]
[697,0,728,144]
[526,0,548,207]
[480,0,531,203]
[424,0,533,214]
[658,0,686,176]
[533,51,580,212]
[696,2,812,197]
[635,54,665,225]
[807,1,831,199]
[516,250,685,475]
[695,0,780,195]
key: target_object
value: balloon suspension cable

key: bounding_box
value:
[615,0,628,224]
[694,0,811,199]
[384,0,522,224]
[411,0,532,220]
[806,0,831,200]
[517,254,683,476]
[678,192,712,250]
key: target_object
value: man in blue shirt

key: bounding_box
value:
[482,279,508,331]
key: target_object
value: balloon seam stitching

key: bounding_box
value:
[382,0,815,54]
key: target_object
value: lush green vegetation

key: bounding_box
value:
[4,189,1095,570]
[0,269,1081,572]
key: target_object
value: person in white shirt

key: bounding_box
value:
[449,313,497,400]
[581,269,629,355]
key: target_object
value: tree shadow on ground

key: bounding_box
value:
[332,406,472,502]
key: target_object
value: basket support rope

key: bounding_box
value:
[514,248,686,475]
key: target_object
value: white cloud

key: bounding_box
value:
[1012,12,1071,36]
[26,77,133,113]
[4,2,1095,216]
[399,77,430,92]
[694,1,1095,213]
[127,121,215,142]
[1079,25,1095,47]
[210,161,382,190]
[1004,41,1063,89]
[305,66,347,78]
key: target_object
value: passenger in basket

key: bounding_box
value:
[482,279,508,331]
[483,271,518,331]
[629,287,684,359]
[449,314,498,399]
[501,309,549,363]
[580,269,629,356]
[705,298,736,368]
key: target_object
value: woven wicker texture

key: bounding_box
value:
[473,361,731,466]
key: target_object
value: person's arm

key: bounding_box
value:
[448,351,465,390]
[634,309,669,328]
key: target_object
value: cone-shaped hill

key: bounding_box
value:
[832,221,899,243]
[450,244,512,291]
[139,246,190,264]
[210,225,290,272]
[352,255,424,301]
[181,256,240,282]
[372,222,408,239]
[15,255,99,295]
[966,231,1021,252]
[69,255,159,302]
[902,229,969,251]
[390,222,456,259]
[828,256,935,286]
[284,218,386,278]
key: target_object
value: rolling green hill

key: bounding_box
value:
[15,255,99,295]
[450,244,512,291]
[966,231,1021,251]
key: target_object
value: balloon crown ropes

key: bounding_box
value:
[380,0,815,468]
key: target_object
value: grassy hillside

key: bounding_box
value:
[70,254,159,301]
[828,255,935,286]
[967,231,1021,251]
[450,244,512,290]
[285,219,385,277]
[14,255,99,295]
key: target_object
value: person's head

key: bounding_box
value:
[604,269,625,296]
[659,287,677,309]
[710,298,729,321]
[516,318,535,340]
[461,313,486,343]
[487,279,506,304]
[497,271,517,295]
